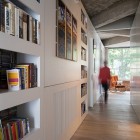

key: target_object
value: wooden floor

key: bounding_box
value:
[71,91,140,140]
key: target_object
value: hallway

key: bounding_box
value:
[71,92,140,140]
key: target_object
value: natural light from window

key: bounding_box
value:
[108,48,130,80]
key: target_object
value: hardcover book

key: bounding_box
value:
[5,6,10,34]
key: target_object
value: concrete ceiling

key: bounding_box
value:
[81,0,140,47]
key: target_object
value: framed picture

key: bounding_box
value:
[81,10,84,25]
[66,8,72,60]
[57,0,66,58]
[56,0,77,61]
[72,16,77,61]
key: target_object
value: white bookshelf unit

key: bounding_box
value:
[0,0,44,139]
[80,8,88,120]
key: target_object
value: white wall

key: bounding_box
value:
[87,20,105,107]
[43,0,105,139]
[130,1,140,122]
[44,0,81,86]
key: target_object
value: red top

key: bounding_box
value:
[99,66,111,84]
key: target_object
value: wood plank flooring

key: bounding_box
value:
[71,92,140,140]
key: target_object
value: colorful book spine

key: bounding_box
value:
[16,65,29,89]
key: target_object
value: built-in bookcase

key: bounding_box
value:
[80,8,88,121]
[0,0,44,139]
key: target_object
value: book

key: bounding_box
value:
[15,67,25,89]
[15,7,19,37]
[16,64,30,89]
[23,12,27,40]
[6,69,21,91]
[19,9,23,39]
[37,20,40,44]
[0,0,6,32]
[29,16,32,42]
[5,6,11,34]
[32,18,37,44]
[0,0,2,32]
[0,120,4,140]
[8,2,15,36]
[16,63,37,88]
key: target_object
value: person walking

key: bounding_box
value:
[98,60,111,103]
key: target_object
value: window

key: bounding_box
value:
[108,48,130,80]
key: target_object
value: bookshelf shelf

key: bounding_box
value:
[81,60,87,66]
[0,87,42,111]
[81,94,87,103]
[17,0,42,15]
[80,7,88,126]
[0,32,42,56]
[21,128,40,140]
[81,111,88,121]
[80,23,87,33]
[81,78,87,84]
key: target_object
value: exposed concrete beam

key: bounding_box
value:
[105,41,130,48]
[96,15,134,31]
[92,0,139,28]
[100,29,130,37]
[102,36,130,46]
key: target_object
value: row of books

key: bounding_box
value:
[81,83,87,97]
[81,47,86,61]
[81,31,87,45]
[0,107,30,140]
[81,9,87,29]
[0,49,17,69]
[0,49,17,89]
[81,66,87,79]
[0,0,40,44]
[81,102,86,116]
[7,63,37,91]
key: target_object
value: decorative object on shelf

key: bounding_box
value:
[56,0,77,61]
[6,69,21,91]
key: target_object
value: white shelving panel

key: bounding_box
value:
[80,6,88,125]
[0,0,44,139]
[0,87,42,111]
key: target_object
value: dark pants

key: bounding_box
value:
[101,83,109,103]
